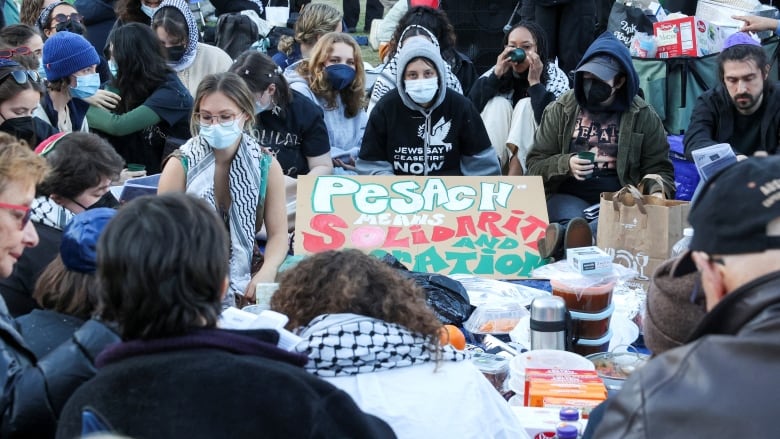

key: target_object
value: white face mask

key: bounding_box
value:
[404,77,438,105]
[199,118,244,149]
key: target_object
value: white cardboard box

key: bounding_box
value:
[567,246,613,276]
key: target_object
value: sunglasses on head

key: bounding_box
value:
[0,47,32,59]
[51,13,83,24]
[0,69,41,86]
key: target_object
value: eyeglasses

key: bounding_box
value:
[51,13,83,24]
[0,70,41,86]
[0,202,32,230]
[689,253,725,304]
[195,112,242,127]
[0,46,32,59]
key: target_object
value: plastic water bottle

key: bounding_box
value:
[558,408,582,437]
[672,228,694,257]
[555,423,579,439]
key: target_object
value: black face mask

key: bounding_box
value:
[0,116,36,146]
[73,192,120,211]
[166,46,186,63]
[583,78,614,105]
[55,21,86,35]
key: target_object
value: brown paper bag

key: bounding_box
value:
[597,177,690,292]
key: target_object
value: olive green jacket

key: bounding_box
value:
[526,91,675,198]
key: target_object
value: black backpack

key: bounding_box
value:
[215,13,259,59]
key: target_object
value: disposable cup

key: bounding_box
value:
[577,151,595,179]
[255,282,279,308]
[127,163,146,172]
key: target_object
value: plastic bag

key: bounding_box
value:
[531,260,638,292]
[380,253,475,325]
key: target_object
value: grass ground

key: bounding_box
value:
[317,0,382,66]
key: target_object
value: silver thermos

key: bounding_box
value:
[530,296,568,350]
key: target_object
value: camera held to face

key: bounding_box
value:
[508,48,526,63]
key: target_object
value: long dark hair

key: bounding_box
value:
[387,6,456,60]
[231,51,292,109]
[504,21,551,86]
[108,23,172,113]
[114,0,150,25]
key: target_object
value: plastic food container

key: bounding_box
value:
[573,330,612,356]
[463,302,529,334]
[571,303,615,340]
[551,279,615,314]
[471,352,509,392]
[509,349,596,383]
[586,351,649,391]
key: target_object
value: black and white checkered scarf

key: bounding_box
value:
[295,313,467,377]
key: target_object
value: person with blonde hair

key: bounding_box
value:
[285,32,367,173]
[0,132,120,437]
[158,72,289,308]
[292,2,342,58]
[271,249,528,439]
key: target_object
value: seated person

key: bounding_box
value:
[357,37,500,176]
[592,156,780,438]
[285,32,367,173]
[369,7,472,114]
[151,0,233,97]
[271,249,529,439]
[468,21,570,174]
[56,193,395,438]
[526,32,674,259]
[0,132,120,437]
[684,32,780,160]
[17,208,116,358]
[0,132,123,317]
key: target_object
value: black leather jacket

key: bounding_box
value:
[0,300,119,438]
[594,270,780,438]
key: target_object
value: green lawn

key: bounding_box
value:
[317,0,382,66]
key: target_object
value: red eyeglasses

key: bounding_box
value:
[0,202,32,230]
[0,46,32,59]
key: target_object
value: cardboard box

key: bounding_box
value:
[567,246,613,276]
[527,381,608,407]
[654,16,728,58]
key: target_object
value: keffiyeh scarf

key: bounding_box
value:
[295,313,467,377]
[158,0,200,72]
[369,25,462,111]
[30,196,74,231]
[180,134,269,306]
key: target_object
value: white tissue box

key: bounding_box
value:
[567,246,613,276]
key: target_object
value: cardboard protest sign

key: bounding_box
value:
[295,175,549,279]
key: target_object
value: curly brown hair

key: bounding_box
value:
[20,0,45,27]
[271,249,443,348]
[295,32,365,117]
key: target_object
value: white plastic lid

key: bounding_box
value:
[683,227,694,237]
[569,302,615,321]
[575,329,613,345]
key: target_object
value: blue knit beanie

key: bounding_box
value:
[42,32,100,82]
[61,208,116,274]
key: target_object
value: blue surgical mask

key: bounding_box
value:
[199,118,244,150]
[37,57,47,81]
[255,100,271,114]
[325,64,356,91]
[70,73,100,99]
[108,60,118,78]
[140,4,159,18]
[404,77,438,105]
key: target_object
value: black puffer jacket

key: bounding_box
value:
[594,270,780,438]
[0,299,119,438]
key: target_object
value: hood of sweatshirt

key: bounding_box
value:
[573,32,639,112]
